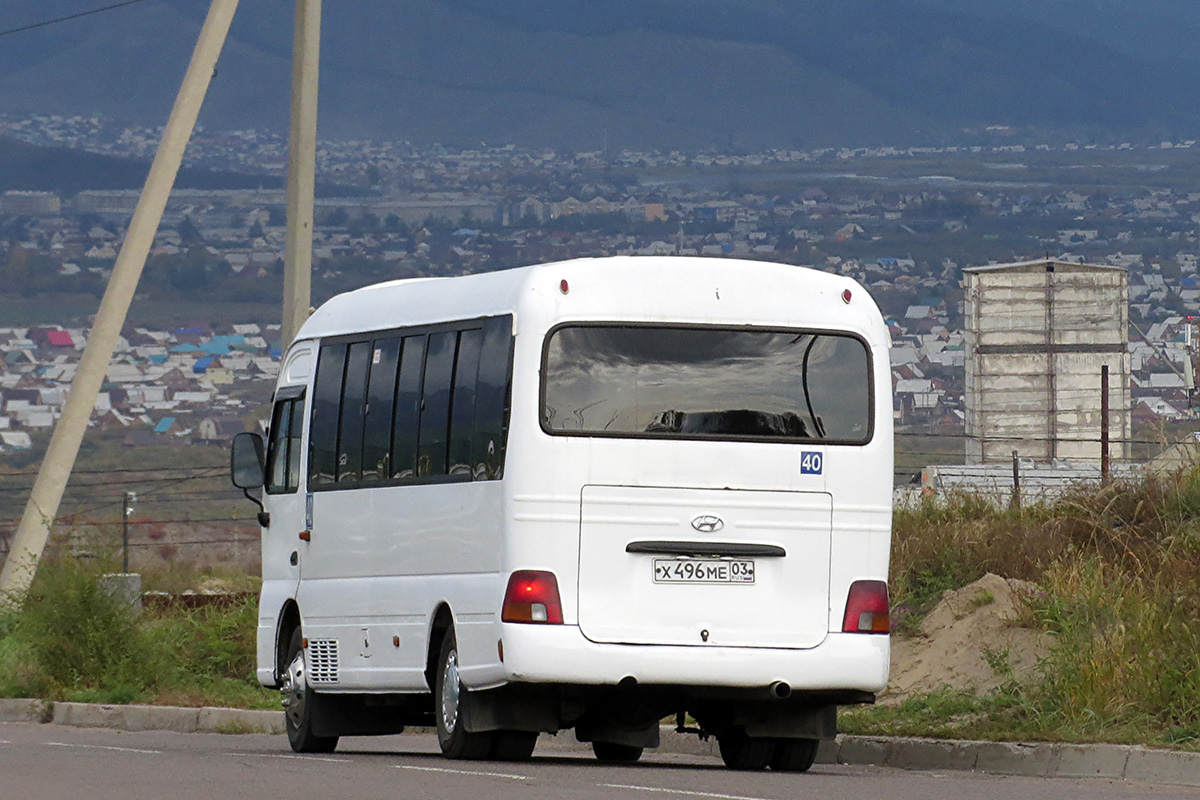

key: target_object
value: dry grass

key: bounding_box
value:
[873,466,1200,746]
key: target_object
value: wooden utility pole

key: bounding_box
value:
[1101,364,1110,482]
[1010,450,1021,510]
[281,0,322,346]
[0,0,240,603]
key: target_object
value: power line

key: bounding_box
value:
[55,468,228,518]
[0,464,224,478]
[1,515,257,528]
[0,0,153,40]
[0,470,226,495]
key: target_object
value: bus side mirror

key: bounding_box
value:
[231,432,266,489]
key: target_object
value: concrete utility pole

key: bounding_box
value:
[281,0,322,347]
[0,0,240,603]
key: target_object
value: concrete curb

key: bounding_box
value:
[6,699,1200,786]
[820,735,1200,786]
[0,698,49,723]
[47,702,284,735]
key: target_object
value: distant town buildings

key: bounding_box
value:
[1,112,1199,458]
[0,323,279,450]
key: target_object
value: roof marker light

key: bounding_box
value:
[560,279,570,295]
[842,289,853,304]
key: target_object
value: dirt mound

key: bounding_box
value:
[885,573,1051,703]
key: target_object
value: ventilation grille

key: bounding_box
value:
[307,639,339,684]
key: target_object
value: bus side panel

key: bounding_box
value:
[827,339,894,634]
[296,481,506,691]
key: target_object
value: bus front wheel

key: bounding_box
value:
[435,629,494,759]
[281,628,338,753]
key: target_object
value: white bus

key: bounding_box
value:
[231,256,893,771]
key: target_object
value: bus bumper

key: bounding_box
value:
[497,624,889,694]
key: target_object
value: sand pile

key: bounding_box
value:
[885,573,1051,703]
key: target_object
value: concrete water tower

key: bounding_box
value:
[963,259,1130,465]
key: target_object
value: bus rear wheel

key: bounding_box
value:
[592,741,644,763]
[769,738,819,772]
[281,628,338,753]
[717,729,774,770]
[435,629,494,759]
[490,731,538,761]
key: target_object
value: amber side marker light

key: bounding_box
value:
[842,580,890,633]
[502,570,564,624]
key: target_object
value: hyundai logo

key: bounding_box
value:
[691,515,725,533]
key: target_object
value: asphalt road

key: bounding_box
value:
[3,721,1200,800]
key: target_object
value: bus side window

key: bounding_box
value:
[337,341,371,484]
[266,396,303,494]
[448,328,482,475]
[474,316,513,480]
[310,344,347,486]
[392,335,426,479]
[285,398,304,490]
[362,338,400,483]
[417,331,457,477]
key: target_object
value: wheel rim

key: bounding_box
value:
[440,648,461,734]
[280,649,307,728]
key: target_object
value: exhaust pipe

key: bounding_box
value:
[770,681,791,700]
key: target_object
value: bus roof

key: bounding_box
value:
[296,256,884,344]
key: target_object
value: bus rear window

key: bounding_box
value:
[542,325,872,443]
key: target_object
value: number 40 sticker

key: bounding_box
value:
[800,451,824,475]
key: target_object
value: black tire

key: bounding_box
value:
[592,741,644,763]
[718,729,774,770]
[769,738,819,772]
[281,628,338,753]
[435,629,494,759]
[490,731,538,761]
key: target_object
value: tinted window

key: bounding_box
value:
[474,316,513,479]
[448,329,482,475]
[542,326,872,443]
[307,317,513,490]
[392,335,426,479]
[310,344,347,485]
[286,400,305,489]
[266,396,304,494]
[337,341,371,483]
[362,338,400,483]
[418,331,457,477]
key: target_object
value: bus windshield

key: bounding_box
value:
[542,325,872,443]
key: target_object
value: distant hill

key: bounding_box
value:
[1,0,1198,150]
[0,138,281,195]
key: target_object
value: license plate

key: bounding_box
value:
[653,559,755,584]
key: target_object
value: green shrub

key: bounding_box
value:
[0,559,274,708]
[12,558,151,693]
[0,635,49,698]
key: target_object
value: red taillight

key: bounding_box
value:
[842,580,890,634]
[502,570,564,624]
